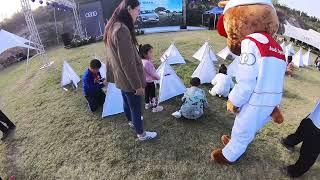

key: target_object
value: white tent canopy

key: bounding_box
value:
[161,43,186,65]
[192,45,216,84]
[217,46,236,60]
[102,83,124,118]
[158,61,186,103]
[283,23,320,50]
[61,61,81,88]
[303,50,312,66]
[0,29,36,54]
[99,62,107,79]
[292,48,304,68]
[193,42,218,62]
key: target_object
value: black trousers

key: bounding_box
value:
[85,90,106,112]
[0,110,15,133]
[283,118,320,177]
[145,82,156,104]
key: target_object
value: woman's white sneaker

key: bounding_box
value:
[137,131,157,141]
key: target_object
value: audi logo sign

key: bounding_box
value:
[85,11,98,18]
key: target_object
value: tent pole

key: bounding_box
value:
[53,8,59,45]
[26,35,31,74]
[214,14,217,29]
[202,14,203,26]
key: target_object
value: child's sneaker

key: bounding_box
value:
[137,131,157,141]
[152,106,163,113]
[172,111,182,118]
[145,103,152,110]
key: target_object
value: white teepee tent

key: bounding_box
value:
[292,48,304,68]
[303,50,312,66]
[99,62,107,79]
[192,45,216,84]
[193,41,218,62]
[102,83,124,118]
[285,43,296,58]
[217,46,236,60]
[158,61,186,103]
[61,61,81,88]
[227,58,239,78]
[161,43,185,65]
[280,42,286,51]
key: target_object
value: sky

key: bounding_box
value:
[0,0,319,22]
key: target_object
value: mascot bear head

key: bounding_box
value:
[217,0,279,55]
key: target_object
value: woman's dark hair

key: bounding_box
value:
[139,44,153,59]
[287,56,293,64]
[219,64,228,75]
[104,0,140,45]
[90,59,102,69]
[190,77,201,87]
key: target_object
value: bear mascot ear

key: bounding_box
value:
[216,1,229,38]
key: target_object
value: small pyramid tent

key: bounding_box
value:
[0,29,36,54]
[61,61,81,88]
[99,62,107,79]
[102,83,124,117]
[193,42,218,62]
[192,46,216,84]
[217,46,236,60]
[158,62,186,103]
[303,50,312,66]
[161,43,185,65]
[285,43,296,58]
[227,58,239,78]
[280,42,286,51]
[292,48,304,68]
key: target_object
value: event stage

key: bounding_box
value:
[143,26,207,34]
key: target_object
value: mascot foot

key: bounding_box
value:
[221,135,231,146]
[211,149,232,165]
[272,107,284,124]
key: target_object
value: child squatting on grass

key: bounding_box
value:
[139,44,164,113]
[209,64,234,98]
[172,77,208,120]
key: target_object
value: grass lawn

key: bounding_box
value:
[0,30,319,179]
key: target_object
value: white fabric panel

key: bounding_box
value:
[191,45,216,84]
[61,61,81,88]
[309,100,320,129]
[99,62,107,79]
[158,62,186,103]
[292,48,304,68]
[193,42,218,62]
[303,50,312,66]
[161,43,185,65]
[227,57,239,78]
[102,83,124,117]
[0,29,36,54]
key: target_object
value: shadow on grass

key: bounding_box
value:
[283,89,303,100]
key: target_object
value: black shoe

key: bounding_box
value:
[1,132,9,141]
[281,138,295,151]
[9,125,16,130]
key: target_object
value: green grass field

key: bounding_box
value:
[0,30,319,179]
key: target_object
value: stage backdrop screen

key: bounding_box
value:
[79,1,105,37]
[138,0,183,28]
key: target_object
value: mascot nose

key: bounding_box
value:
[217,15,228,38]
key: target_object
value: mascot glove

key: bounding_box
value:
[227,100,240,114]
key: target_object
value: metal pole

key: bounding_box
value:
[214,14,217,29]
[53,8,60,44]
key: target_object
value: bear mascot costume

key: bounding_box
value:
[211,0,287,164]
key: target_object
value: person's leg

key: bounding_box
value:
[0,110,15,129]
[221,105,274,162]
[287,120,320,177]
[97,90,106,107]
[121,91,132,122]
[124,92,144,135]
[86,95,98,112]
[0,122,9,134]
[283,118,308,147]
[145,83,152,104]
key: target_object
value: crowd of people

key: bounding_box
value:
[1,0,319,178]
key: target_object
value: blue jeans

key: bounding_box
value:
[121,91,144,134]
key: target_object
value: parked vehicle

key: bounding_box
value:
[138,11,160,23]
